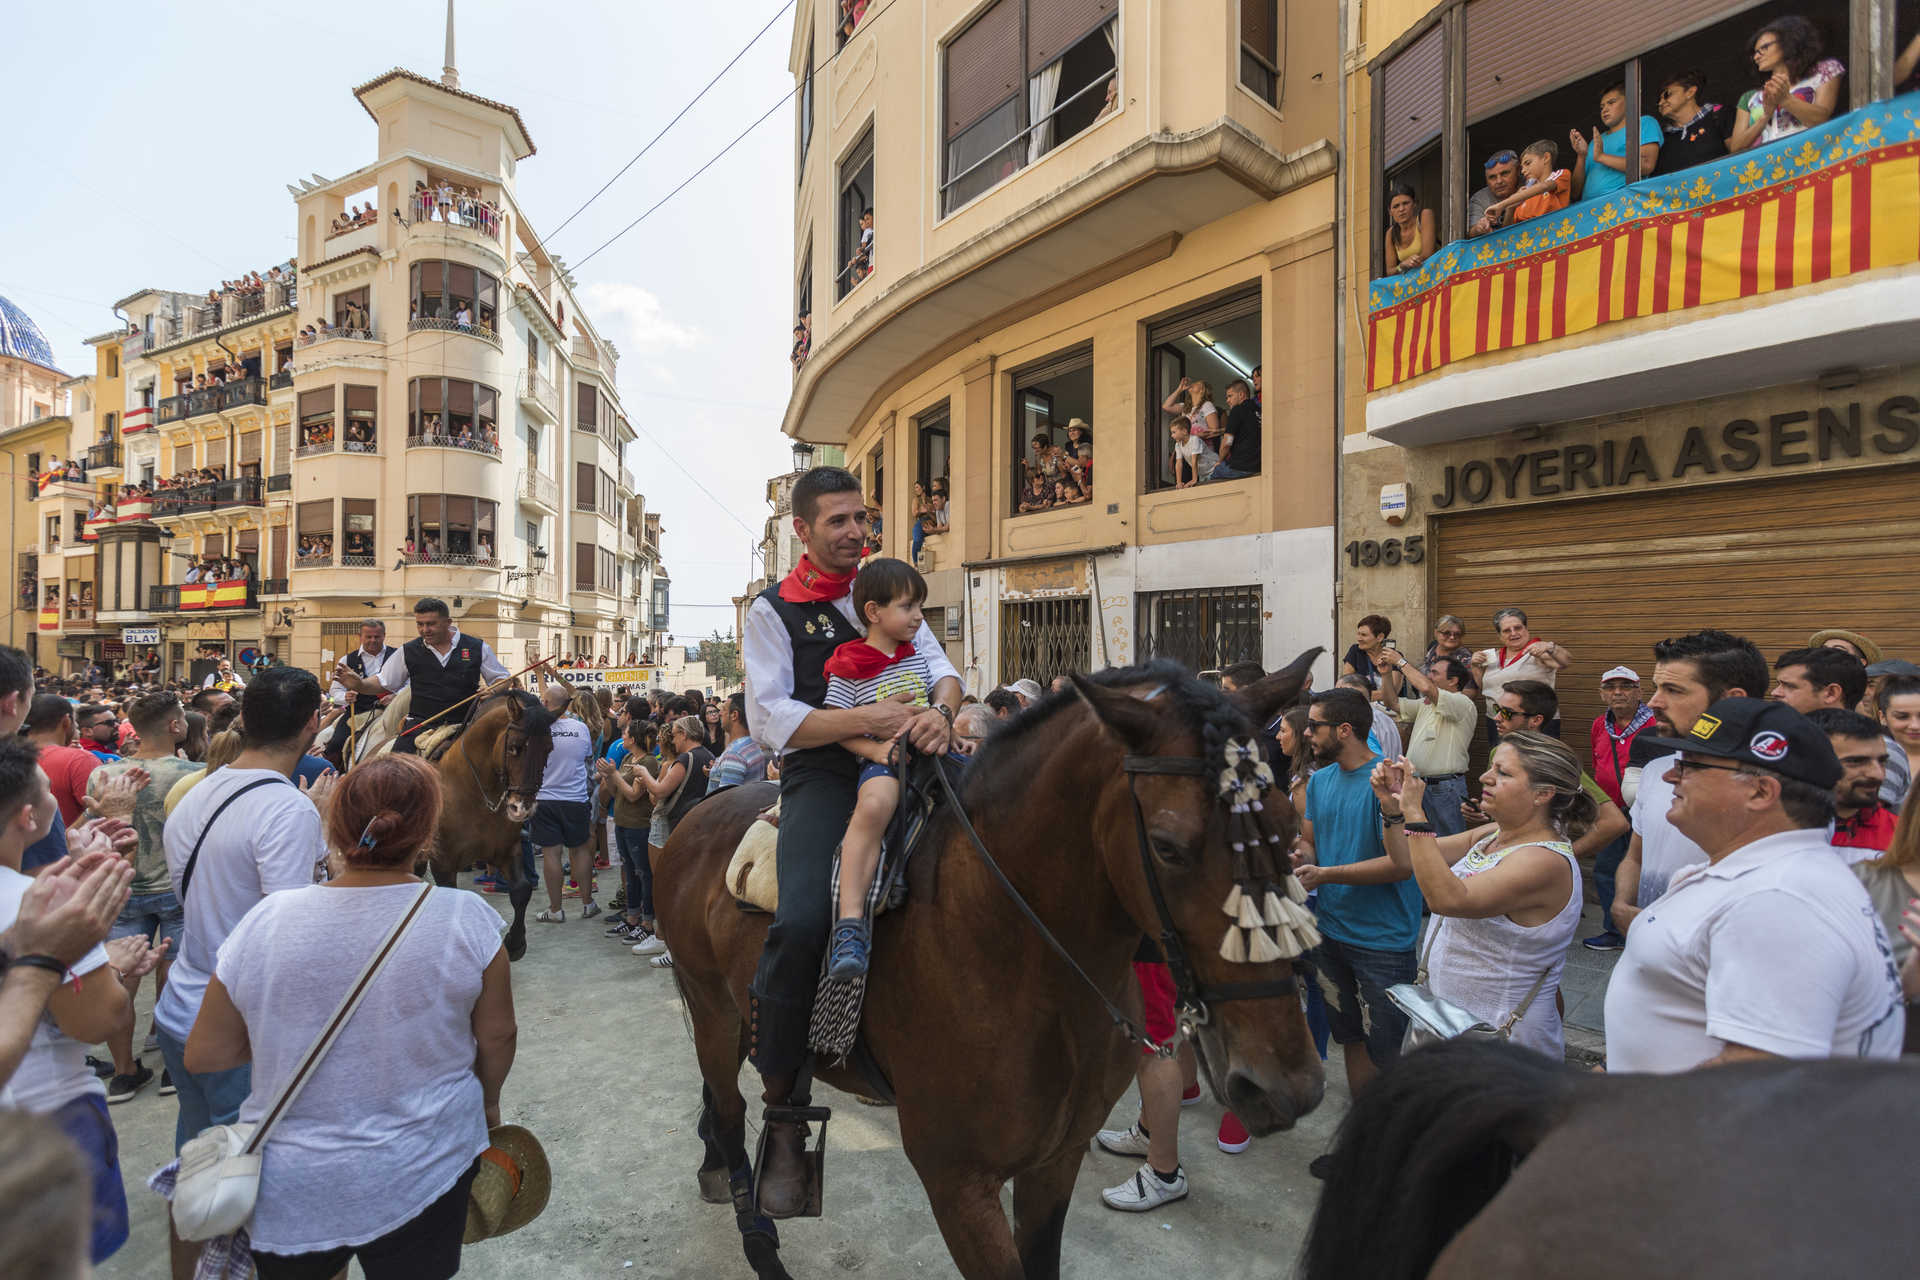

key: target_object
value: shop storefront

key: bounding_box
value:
[1342,369,1920,736]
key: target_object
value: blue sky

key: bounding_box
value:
[0,0,801,640]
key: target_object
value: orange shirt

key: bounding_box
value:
[1512,169,1571,222]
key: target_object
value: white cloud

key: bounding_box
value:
[576,280,700,384]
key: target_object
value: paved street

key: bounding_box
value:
[98,875,1355,1280]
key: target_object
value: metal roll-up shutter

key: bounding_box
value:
[1010,342,1094,386]
[239,431,262,466]
[1431,466,1920,746]
[205,438,227,470]
[1242,0,1275,61]
[1380,22,1443,167]
[1029,0,1116,72]
[1464,0,1761,123]
[1147,288,1262,347]
[946,0,1021,138]
[272,420,291,467]
[173,443,194,473]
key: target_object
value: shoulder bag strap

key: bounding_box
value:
[1495,841,1578,1036]
[242,882,434,1154]
[178,777,291,905]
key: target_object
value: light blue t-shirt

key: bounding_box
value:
[1305,754,1423,952]
[1580,115,1662,200]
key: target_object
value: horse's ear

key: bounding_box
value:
[506,694,524,723]
[1070,673,1163,754]
[1232,647,1324,726]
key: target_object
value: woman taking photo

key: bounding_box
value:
[1341,613,1396,696]
[184,755,517,1279]
[1160,376,1222,446]
[1371,731,1591,1058]
[619,716,714,968]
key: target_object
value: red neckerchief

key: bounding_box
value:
[778,554,856,603]
[1497,641,1546,669]
[823,639,915,681]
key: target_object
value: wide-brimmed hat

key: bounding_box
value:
[464,1124,551,1244]
[1809,628,1882,665]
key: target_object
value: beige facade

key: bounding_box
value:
[781,0,1344,690]
[1341,0,1920,736]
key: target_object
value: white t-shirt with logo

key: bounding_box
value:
[535,715,593,803]
[1629,752,1708,906]
[1604,828,1906,1072]
[0,866,112,1112]
[154,768,326,1041]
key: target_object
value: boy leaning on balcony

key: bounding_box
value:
[1480,139,1572,225]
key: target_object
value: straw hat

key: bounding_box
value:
[464,1125,551,1244]
[1808,628,1883,665]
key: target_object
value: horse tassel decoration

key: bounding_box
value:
[1216,738,1320,963]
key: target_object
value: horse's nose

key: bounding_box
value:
[1226,1065,1324,1135]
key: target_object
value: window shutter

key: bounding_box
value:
[577,461,595,505]
[576,541,595,590]
[273,420,291,466]
[205,438,227,470]
[239,431,262,465]
[271,525,287,576]
[1378,21,1443,167]
[173,443,194,472]
[1029,0,1116,73]
[1463,0,1760,123]
[577,381,597,427]
[299,387,334,421]
[945,0,1022,139]
[345,385,378,417]
[1241,0,1276,61]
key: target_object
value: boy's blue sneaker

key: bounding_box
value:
[826,918,871,980]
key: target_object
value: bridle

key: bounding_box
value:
[929,706,1318,1058]
[461,704,540,814]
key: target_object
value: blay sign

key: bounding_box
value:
[122,628,161,646]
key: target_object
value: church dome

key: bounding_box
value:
[0,295,61,372]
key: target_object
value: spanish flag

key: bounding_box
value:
[179,585,209,610]
[206,579,249,608]
[38,609,58,630]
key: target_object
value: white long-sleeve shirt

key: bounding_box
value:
[742,593,958,756]
[378,629,510,693]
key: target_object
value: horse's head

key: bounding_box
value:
[494,692,556,825]
[1071,649,1326,1134]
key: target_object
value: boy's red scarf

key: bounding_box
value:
[778,555,855,603]
[824,639,915,681]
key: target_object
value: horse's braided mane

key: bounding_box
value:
[960,661,1254,808]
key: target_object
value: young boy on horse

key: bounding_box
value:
[820,556,939,979]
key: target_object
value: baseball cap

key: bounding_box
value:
[1599,665,1641,684]
[1640,696,1841,789]
[1000,679,1044,702]
[1866,658,1920,679]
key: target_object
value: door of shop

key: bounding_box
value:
[1432,465,1920,755]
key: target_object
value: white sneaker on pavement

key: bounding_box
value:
[632,933,668,956]
[1100,1162,1188,1212]
[1094,1121,1151,1158]
[535,908,565,924]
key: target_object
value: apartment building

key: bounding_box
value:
[1345,0,1920,737]
[0,295,76,655]
[784,1,1342,692]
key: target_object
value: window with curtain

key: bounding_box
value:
[941,0,1118,215]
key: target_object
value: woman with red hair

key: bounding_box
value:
[184,755,518,1279]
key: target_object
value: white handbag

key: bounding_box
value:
[172,882,434,1241]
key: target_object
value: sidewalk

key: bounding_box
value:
[1560,901,1622,1065]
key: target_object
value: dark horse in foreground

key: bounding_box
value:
[414,689,555,961]
[655,656,1327,1279]
[1303,1038,1920,1279]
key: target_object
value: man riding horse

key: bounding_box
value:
[334,596,510,755]
[321,618,398,769]
[739,465,960,1218]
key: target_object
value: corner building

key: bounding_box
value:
[1344,0,1920,736]
[785,1,1342,686]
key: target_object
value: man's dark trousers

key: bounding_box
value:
[749,746,859,1077]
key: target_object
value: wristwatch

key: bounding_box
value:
[933,703,954,723]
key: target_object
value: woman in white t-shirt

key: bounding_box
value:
[185,754,516,1280]
[1729,16,1845,152]
[1372,731,1591,1059]
[1471,607,1570,739]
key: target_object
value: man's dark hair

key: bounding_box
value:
[1225,378,1252,399]
[0,647,31,701]
[128,691,184,736]
[1805,707,1885,743]
[852,556,928,623]
[1877,674,1920,713]
[985,688,1022,717]
[76,703,113,729]
[727,691,749,734]
[1754,771,1836,829]
[238,667,323,748]
[1428,653,1472,688]
[188,688,230,714]
[1501,679,1558,721]
[1603,81,1626,98]
[791,466,863,524]
[1774,646,1868,709]
[1221,661,1266,689]
[0,737,42,819]
[1662,68,1706,99]
[1311,688,1373,739]
[1651,629,1768,702]
[23,692,73,734]
[412,597,450,619]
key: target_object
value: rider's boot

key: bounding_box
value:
[756,1070,812,1218]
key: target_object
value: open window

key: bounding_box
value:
[798,36,816,174]
[1146,288,1261,492]
[1240,2,1283,107]
[837,127,875,300]
[342,499,376,565]
[1009,344,1094,516]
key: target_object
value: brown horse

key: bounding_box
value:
[655,655,1326,1279]
[419,689,556,961]
[1302,1037,1920,1279]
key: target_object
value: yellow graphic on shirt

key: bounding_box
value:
[873,666,931,707]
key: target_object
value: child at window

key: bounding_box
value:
[1169,415,1218,488]
[822,558,943,978]
[1482,140,1571,224]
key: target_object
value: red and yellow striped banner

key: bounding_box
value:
[178,579,251,610]
[38,609,59,631]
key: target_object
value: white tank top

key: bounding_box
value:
[1423,835,1582,1058]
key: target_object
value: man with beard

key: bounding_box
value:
[1807,708,1895,862]
[1611,630,1768,937]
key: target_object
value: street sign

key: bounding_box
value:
[122,627,160,645]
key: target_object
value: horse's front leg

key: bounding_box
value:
[1011,1146,1085,1280]
[920,1170,1024,1280]
[504,874,533,961]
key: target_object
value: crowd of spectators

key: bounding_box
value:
[180,555,252,585]
[411,412,500,452]
[409,179,504,239]
[844,207,874,287]
[1383,14,1856,275]
[791,311,811,371]
[203,263,295,309]
[300,296,373,344]
[328,203,378,236]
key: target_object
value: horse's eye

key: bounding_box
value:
[1150,834,1191,865]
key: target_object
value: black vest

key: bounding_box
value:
[757,585,862,774]
[345,645,397,714]
[403,636,483,724]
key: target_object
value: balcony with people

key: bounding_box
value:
[148,553,259,613]
[157,364,269,425]
[33,455,90,501]
[401,495,500,568]
[1362,3,1920,441]
[406,260,501,348]
[407,376,501,455]
[295,385,379,457]
[130,467,264,518]
[151,263,297,347]
[296,287,380,349]
[403,178,506,246]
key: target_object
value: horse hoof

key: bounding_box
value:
[505,937,527,963]
[698,1165,731,1204]
[743,1230,789,1279]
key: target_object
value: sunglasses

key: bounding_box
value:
[1490,706,1528,721]
[1484,150,1517,168]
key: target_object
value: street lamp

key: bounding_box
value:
[504,545,549,587]
[791,440,815,473]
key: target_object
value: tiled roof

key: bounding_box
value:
[352,68,536,158]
